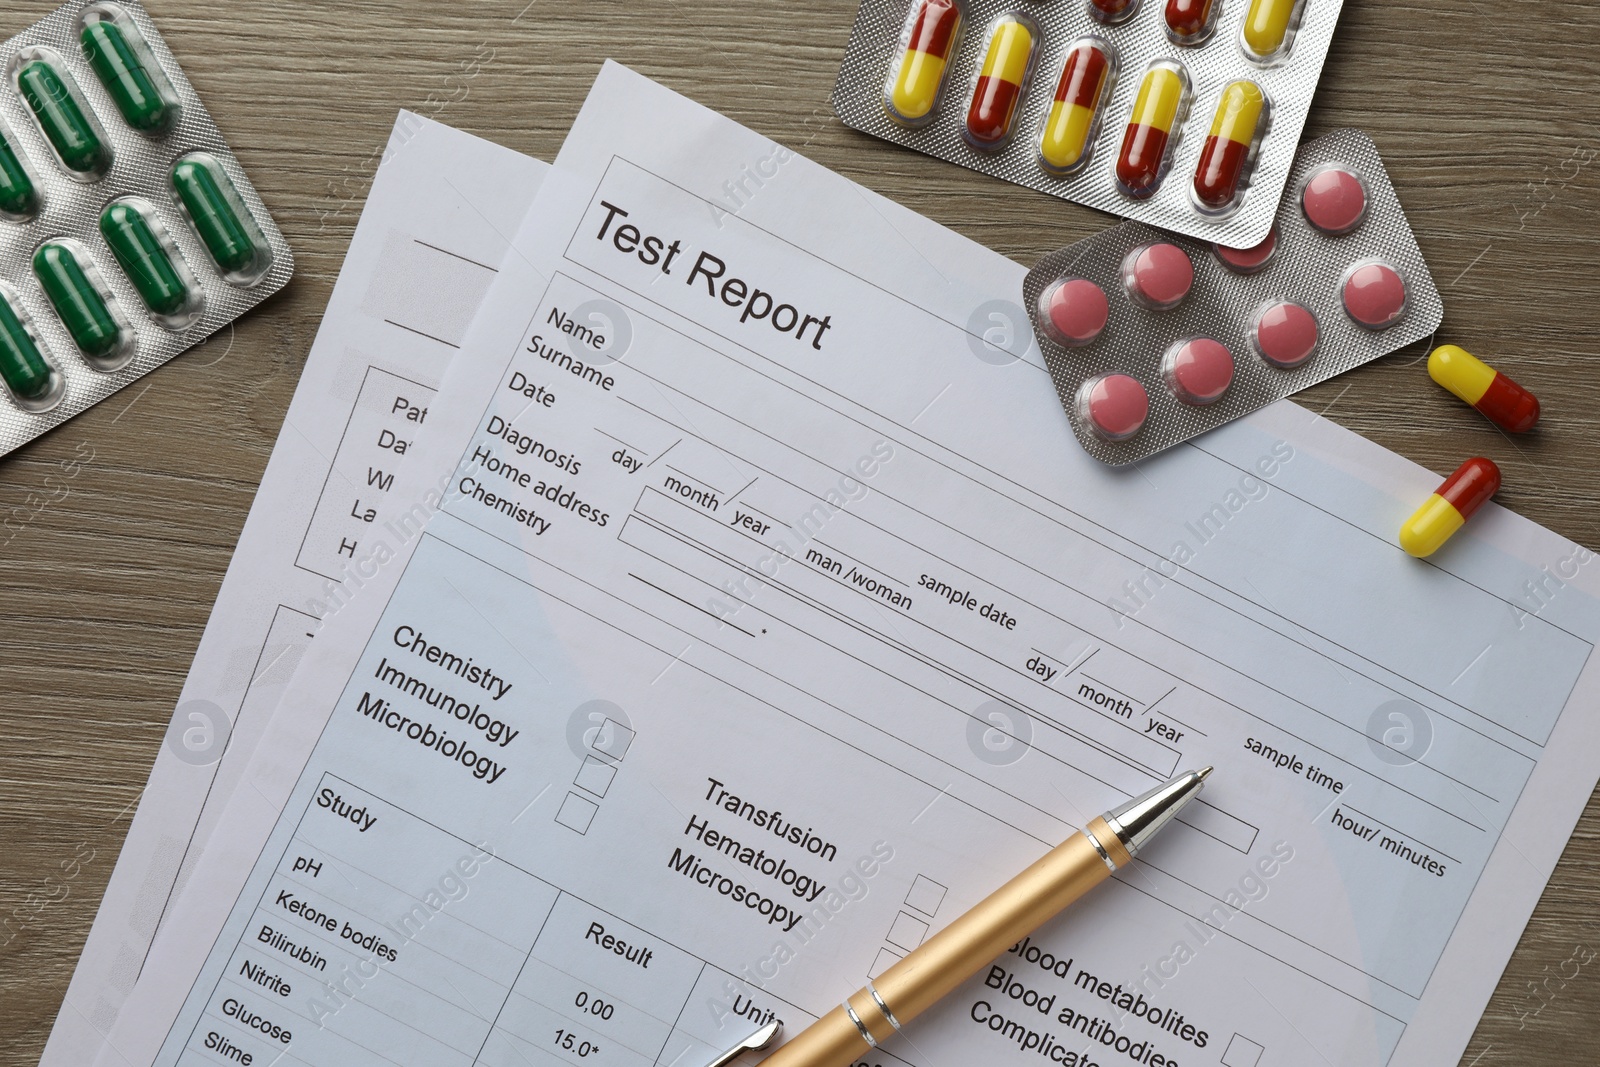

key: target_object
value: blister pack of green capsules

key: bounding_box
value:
[0,0,291,455]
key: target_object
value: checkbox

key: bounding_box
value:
[588,717,635,760]
[574,756,616,797]
[904,874,947,916]
[870,948,903,978]
[556,792,599,834]
[1222,1033,1264,1067]
[886,911,930,952]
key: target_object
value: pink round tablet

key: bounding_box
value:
[1342,260,1407,329]
[1122,242,1194,311]
[1253,301,1320,368]
[1039,277,1109,347]
[1214,225,1278,275]
[1077,373,1149,442]
[1302,166,1368,235]
[1162,338,1234,405]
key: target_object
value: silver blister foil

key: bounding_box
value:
[0,0,292,457]
[834,0,1344,247]
[1024,129,1443,465]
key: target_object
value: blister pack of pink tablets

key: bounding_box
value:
[1023,128,1443,465]
[833,0,1345,247]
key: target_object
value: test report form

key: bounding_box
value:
[41,114,546,1067]
[98,65,1600,1067]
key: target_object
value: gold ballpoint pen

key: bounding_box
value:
[756,769,1211,1067]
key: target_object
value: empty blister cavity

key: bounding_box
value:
[33,238,133,369]
[0,118,40,219]
[965,13,1039,150]
[1341,259,1407,330]
[1162,338,1234,405]
[1078,373,1149,441]
[170,152,272,285]
[0,283,63,410]
[80,4,180,133]
[1115,60,1190,200]
[1301,164,1366,235]
[1252,300,1319,367]
[1241,0,1308,64]
[1165,0,1221,45]
[885,0,962,127]
[1214,225,1278,274]
[1193,81,1269,215]
[11,50,112,179]
[1122,241,1193,311]
[1039,38,1115,176]
[100,197,203,328]
[1038,277,1109,347]
[1088,0,1142,26]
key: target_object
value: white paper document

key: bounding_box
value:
[43,114,546,1067]
[97,65,1600,1067]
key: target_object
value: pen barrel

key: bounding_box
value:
[761,818,1128,1067]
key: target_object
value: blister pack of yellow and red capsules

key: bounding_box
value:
[833,0,1344,248]
[1023,130,1443,465]
[0,0,291,457]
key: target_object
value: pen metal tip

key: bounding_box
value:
[749,1021,782,1049]
[1197,766,1213,781]
[705,1021,782,1067]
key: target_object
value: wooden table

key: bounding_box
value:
[1,0,1596,1063]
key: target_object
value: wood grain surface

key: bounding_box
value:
[1,0,1597,1064]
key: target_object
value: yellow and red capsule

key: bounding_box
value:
[1116,61,1189,199]
[1165,0,1219,44]
[1241,0,1304,62]
[1089,0,1141,24]
[1193,81,1266,212]
[1039,38,1114,175]
[886,0,962,127]
[1399,457,1501,558]
[1428,345,1540,433]
[966,15,1038,148]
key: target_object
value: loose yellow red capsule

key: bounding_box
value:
[1193,81,1266,211]
[966,16,1037,149]
[1241,0,1303,61]
[1039,38,1113,174]
[886,0,961,126]
[1427,345,1540,434]
[1399,457,1500,558]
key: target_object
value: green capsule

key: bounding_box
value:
[0,292,52,401]
[171,157,259,276]
[0,129,37,218]
[34,242,122,361]
[101,202,188,316]
[17,60,108,176]
[81,19,173,133]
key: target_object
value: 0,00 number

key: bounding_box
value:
[575,991,615,1021]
